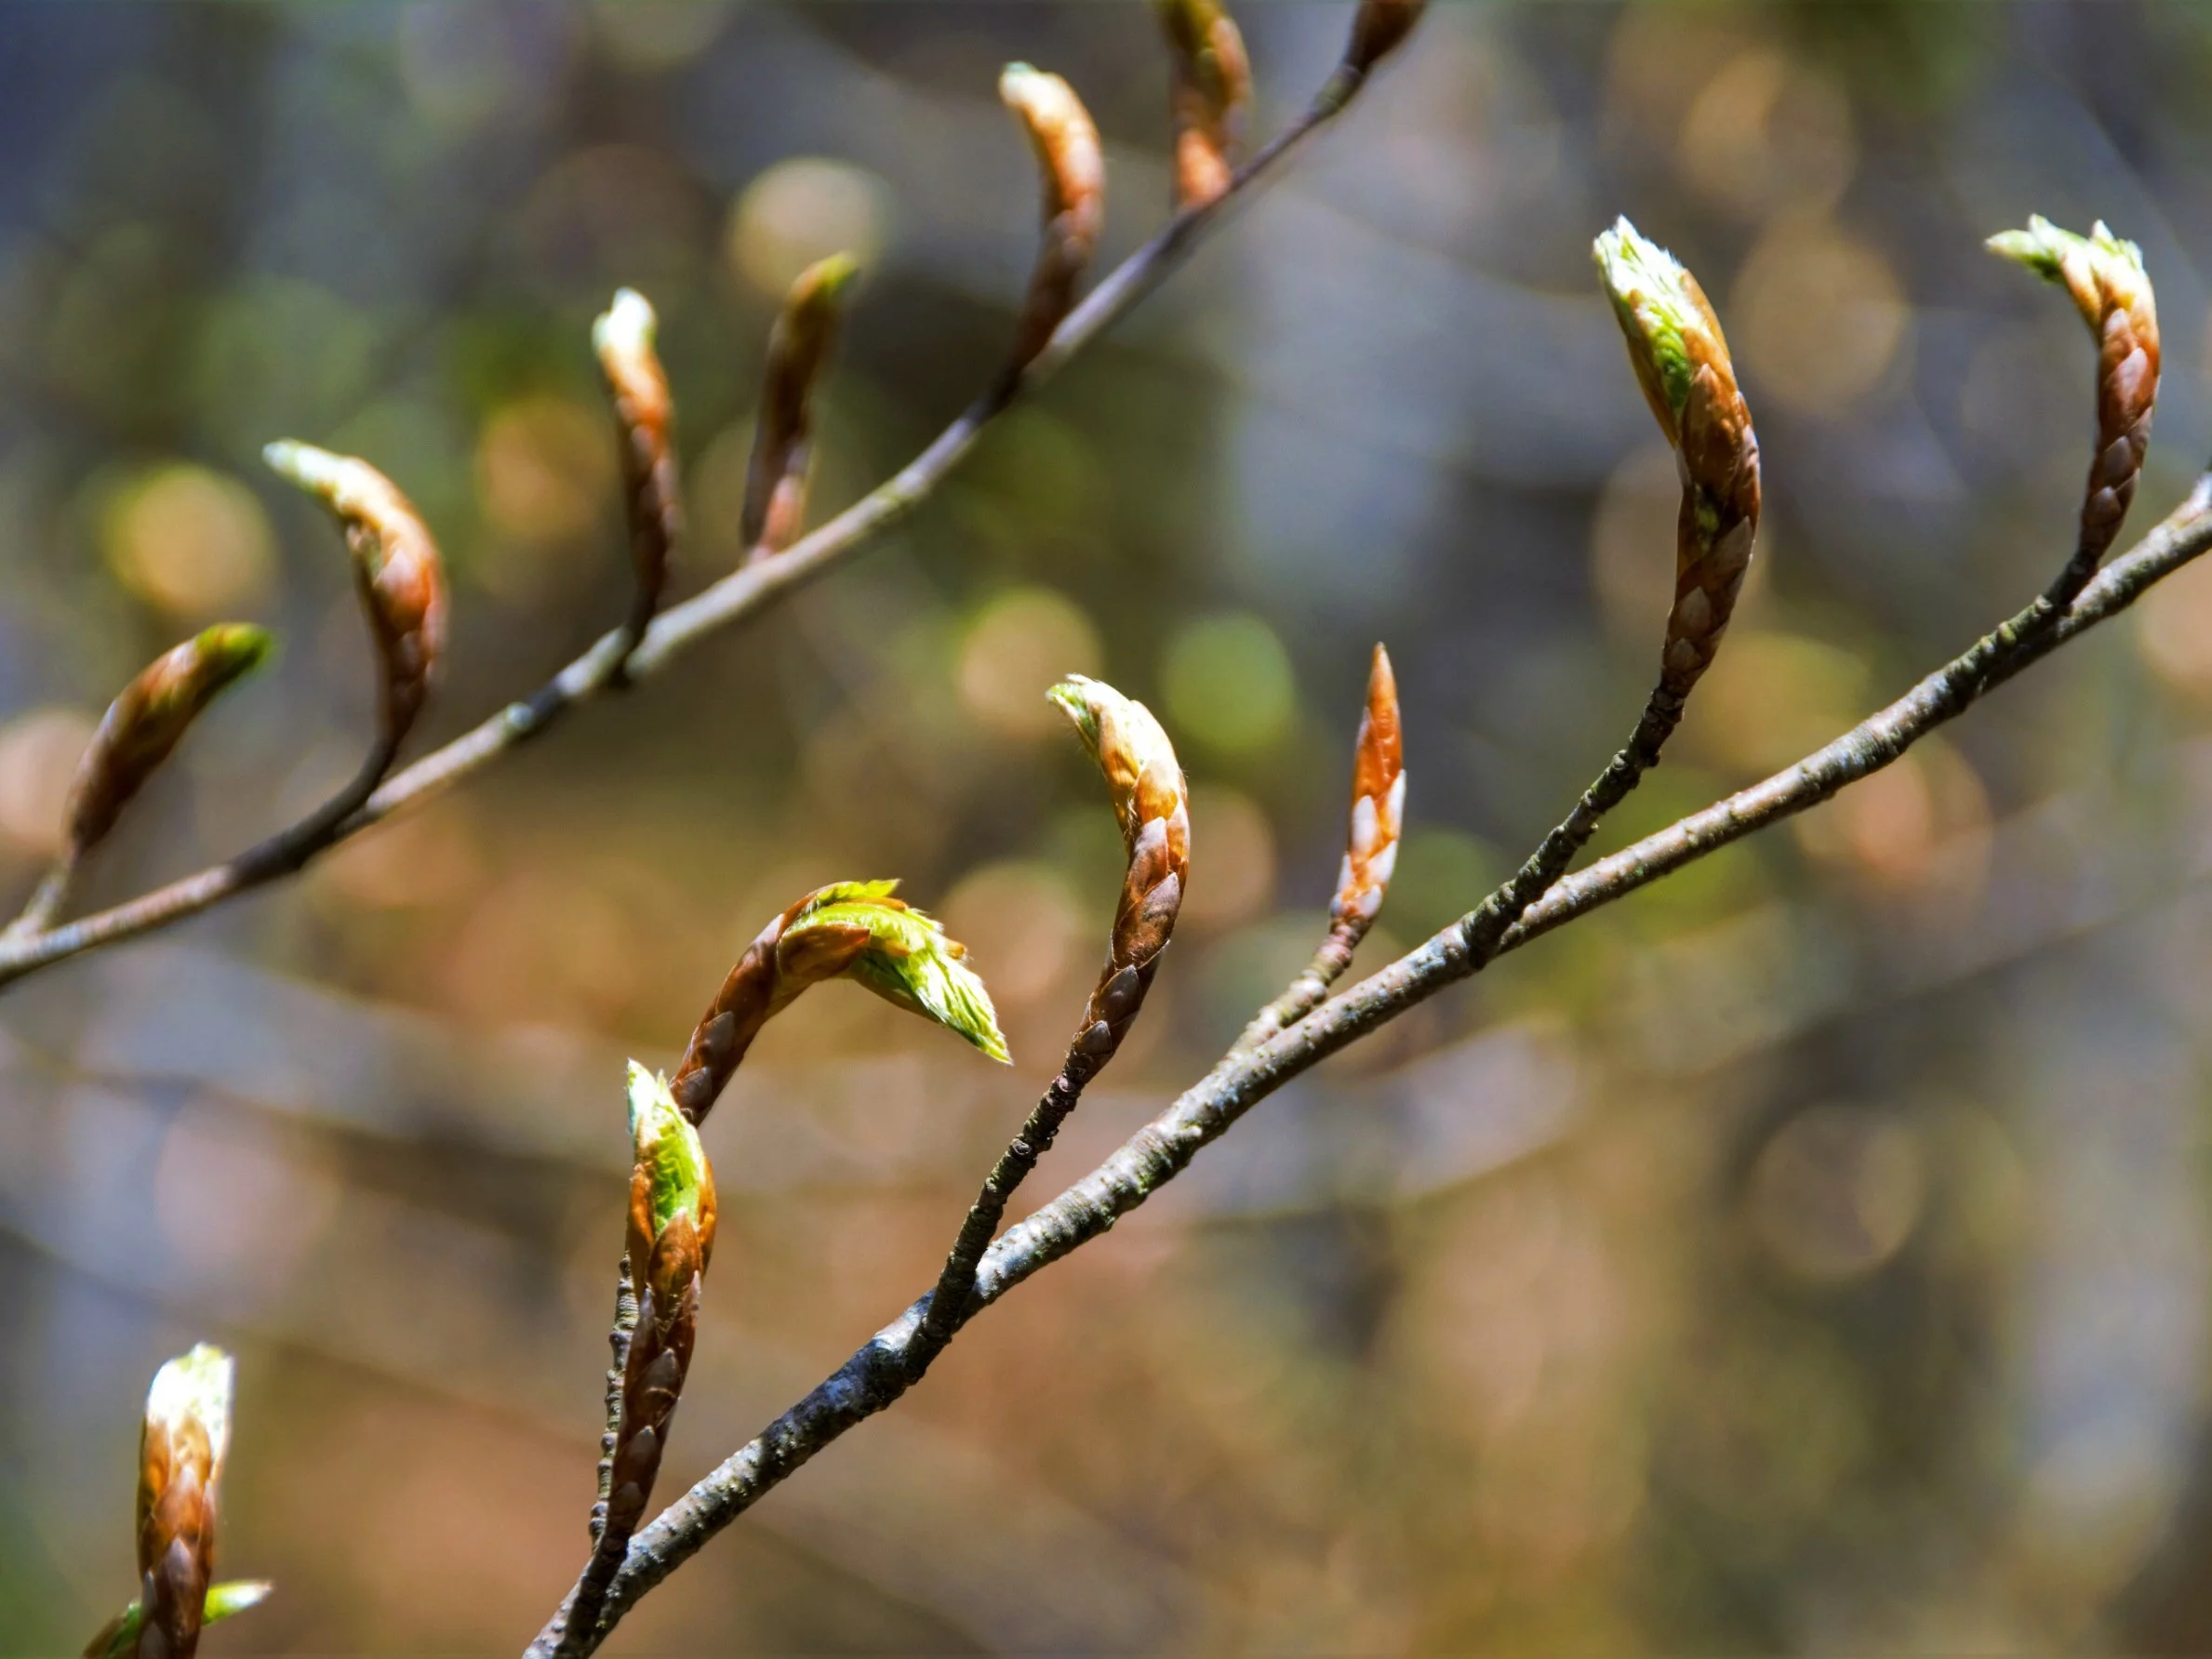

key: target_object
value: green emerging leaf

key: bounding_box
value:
[786,882,1011,1064]
[1592,216,1700,423]
[87,1582,271,1659]
[626,1063,709,1235]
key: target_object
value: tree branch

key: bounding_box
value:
[537,469,2212,1655]
[0,73,1371,996]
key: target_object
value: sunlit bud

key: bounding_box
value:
[999,63,1105,371]
[1593,218,1761,698]
[669,880,1008,1123]
[263,442,447,749]
[62,625,273,856]
[1048,676,1189,1055]
[593,288,683,650]
[1153,0,1251,208]
[1330,644,1405,931]
[128,1345,236,1659]
[1988,216,2160,576]
[742,253,859,555]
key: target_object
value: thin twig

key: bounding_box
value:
[534,473,2212,1657]
[0,75,1366,997]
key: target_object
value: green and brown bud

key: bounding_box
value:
[1593,217,1761,699]
[85,1582,272,1659]
[670,881,1008,1123]
[1153,0,1250,209]
[1048,675,1189,1057]
[120,1345,249,1659]
[742,253,859,557]
[1988,215,2160,577]
[601,1065,716,1556]
[62,625,273,857]
[1344,0,1425,75]
[999,63,1105,372]
[593,289,683,651]
[1330,643,1405,932]
[263,442,447,750]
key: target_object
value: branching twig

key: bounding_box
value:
[0,65,1379,995]
[535,466,2212,1656]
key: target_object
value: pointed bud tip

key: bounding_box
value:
[193,623,276,677]
[593,287,659,356]
[796,252,860,300]
[146,1344,233,1459]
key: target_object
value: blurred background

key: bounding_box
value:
[5,2,2212,1651]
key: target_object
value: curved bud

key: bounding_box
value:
[1153,0,1251,209]
[743,253,859,556]
[999,63,1104,372]
[669,880,1008,1123]
[1344,0,1425,74]
[1988,215,2160,580]
[1593,218,1761,699]
[133,1345,233,1659]
[1330,643,1405,932]
[1049,676,1190,1053]
[63,624,273,857]
[593,288,683,654]
[593,1066,717,1589]
[263,442,447,750]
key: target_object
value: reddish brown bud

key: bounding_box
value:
[133,1346,232,1659]
[742,254,858,556]
[1345,0,1425,74]
[999,64,1105,372]
[264,443,447,750]
[593,289,683,650]
[62,625,273,857]
[1989,217,2161,577]
[1330,644,1405,932]
[1154,0,1251,209]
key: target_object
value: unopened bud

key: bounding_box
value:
[1593,218,1761,698]
[1989,216,2160,575]
[63,625,273,857]
[593,288,683,650]
[134,1345,234,1659]
[1153,0,1251,208]
[1344,0,1425,75]
[263,442,447,750]
[743,253,859,555]
[999,63,1105,371]
[1330,644,1405,930]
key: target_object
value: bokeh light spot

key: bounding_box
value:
[729,157,888,299]
[1747,1104,1925,1281]
[940,860,1083,1011]
[1180,786,1275,927]
[957,586,1101,739]
[1731,218,1909,413]
[103,463,276,618]
[1161,613,1295,757]
[0,707,95,856]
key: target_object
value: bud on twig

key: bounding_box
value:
[1329,643,1405,933]
[263,442,448,754]
[593,289,683,662]
[669,880,1009,1124]
[1593,218,1761,700]
[1048,675,1189,1058]
[63,625,273,860]
[1343,0,1425,77]
[1987,216,2160,594]
[1153,0,1251,209]
[999,64,1105,375]
[742,254,859,557]
[606,1065,716,1544]
[79,1346,271,1659]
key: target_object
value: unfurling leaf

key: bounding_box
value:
[1593,217,1761,698]
[1153,0,1251,208]
[263,441,448,750]
[999,63,1105,371]
[593,288,683,648]
[1988,215,2160,576]
[744,253,859,555]
[669,881,1008,1124]
[63,625,273,857]
[1330,643,1406,931]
